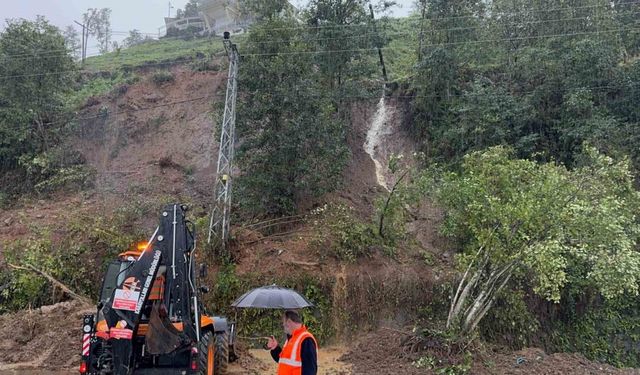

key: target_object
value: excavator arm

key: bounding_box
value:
[98,204,198,375]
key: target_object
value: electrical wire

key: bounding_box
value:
[1,2,638,61]
[1,25,638,81]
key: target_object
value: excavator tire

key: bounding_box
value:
[214,331,230,373]
[198,331,229,374]
[198,331,215,375]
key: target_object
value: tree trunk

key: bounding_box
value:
[378,169,410,238]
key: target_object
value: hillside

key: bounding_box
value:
[2,3,640,374]
[0,53,635,375]
[0,54,436,369]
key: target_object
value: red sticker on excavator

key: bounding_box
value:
[112,288,140,311]
[109,328,133,340]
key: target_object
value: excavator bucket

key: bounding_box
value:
[145,302,185,355]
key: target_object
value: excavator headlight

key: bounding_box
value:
[83,324,92,333]
[137,241,150,251]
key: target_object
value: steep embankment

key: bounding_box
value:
[0,63,630,374]
[0,64,440,373]
[0,66,225,246]
[75,66,223,201]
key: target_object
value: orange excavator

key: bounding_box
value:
[79,204,237,374]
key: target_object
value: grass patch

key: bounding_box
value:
[84,35,247,71]
[65,71,139,110]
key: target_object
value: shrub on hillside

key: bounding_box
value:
[311,204,378,262]
[0,202,151,312]
[151,70,174,85]
[18,149,94,194]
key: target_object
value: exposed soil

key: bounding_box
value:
[473,347,640,374]
[1,66,637,375]
[227,346,352,375]
[75,65,224,201]
[4,313,633,375]
[0,301,93,373]
[342,329,640,375]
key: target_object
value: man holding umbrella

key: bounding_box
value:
[266,310,318,375]
[231,285,318,374]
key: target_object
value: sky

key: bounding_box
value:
[2,0,416,55]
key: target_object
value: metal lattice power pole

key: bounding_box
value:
[208,32,239,253]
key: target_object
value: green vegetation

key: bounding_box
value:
[151,69,175,85]
[65,71,139,109]
[549,297,640,367]
[432,146,640,332]
[410,0,640,171]
[397,0,640,367]
[236,14,350,216]
[1,0,640,369]
[312,204,378,262]
[84,35,242,71]
[205,263,335,344]
[0,201,152,313]
[0,17,93,197]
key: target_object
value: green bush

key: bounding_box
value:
[548,297,640,368]
[479,290,540,349]
[33,165,95,193]
[65,71,137,109]
[1,238,52,312]
[312,204,378,262]
[190,58,221,72]
[151,70,175,85]
[207,263,334,344]
[18,149,95,194]
[0,201,150,312]
[1,236,97,311]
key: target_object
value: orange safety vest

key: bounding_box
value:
[148,275,165,300]
[277,326,318,375]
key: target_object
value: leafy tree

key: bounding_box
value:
[613,0,640,59]
[304,0,374,93]
[83,8,112,54]
[0,17,76,170]
[411,0,484,155]
[410,0,640,172]
[123,29,145,48]
[432,146,640,336]
[183,0,202,17]
[237,17,349,216]
[241,0,293,21]
[63,25,81,60]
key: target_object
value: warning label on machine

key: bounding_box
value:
[113,289,140,311]
[109,328,134,340]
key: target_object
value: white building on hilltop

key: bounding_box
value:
[162,0,252,37]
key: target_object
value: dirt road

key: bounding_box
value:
[0,346,352,375]
[227,346,351,374]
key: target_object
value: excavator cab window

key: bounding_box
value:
[99,260,133,304]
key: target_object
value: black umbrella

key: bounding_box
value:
[231,285,314,309]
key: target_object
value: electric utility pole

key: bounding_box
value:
[208,32,239,255]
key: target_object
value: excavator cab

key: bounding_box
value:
[80,204,236,375]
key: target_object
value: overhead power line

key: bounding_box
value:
[1,1,639,61]
[0,80,635,135]
[52,80,640,123]
[1,25,638,81]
